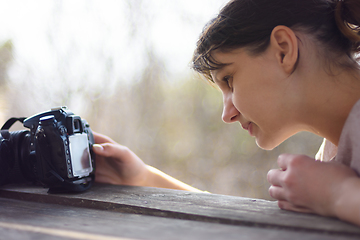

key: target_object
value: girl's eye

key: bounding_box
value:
[223,75,233,90]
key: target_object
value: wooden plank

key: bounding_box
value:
[0,197,359,240]
[0,222,133,240]
[1,183,360,236]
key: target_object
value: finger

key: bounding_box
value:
[268,185,287,201]
[93,132,116,144]
[92,144,105,154]
[277,200,314,214]
[93,142,133,161]
[277,153,292,171]
[267,168,284,186]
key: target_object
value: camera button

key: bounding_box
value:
[59,126,67,135]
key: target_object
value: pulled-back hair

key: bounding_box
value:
[192,0,360,81]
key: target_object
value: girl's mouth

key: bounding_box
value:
[242,122,254,136]
[248,122,254,136]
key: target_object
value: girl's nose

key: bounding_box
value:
[222,94,239,123]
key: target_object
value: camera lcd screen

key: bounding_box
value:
[68,133,93,177]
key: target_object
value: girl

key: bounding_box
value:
[93,0,360,226]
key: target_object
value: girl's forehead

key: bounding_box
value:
[213,48,245,60]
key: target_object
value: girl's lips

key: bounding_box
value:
[248,122,253,136]
[242,122,254,136]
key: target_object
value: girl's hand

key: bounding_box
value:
[92,132,149,186]
[92,132,203,192]
[267,154,358,217]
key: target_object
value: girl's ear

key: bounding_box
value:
[270,26,299,74]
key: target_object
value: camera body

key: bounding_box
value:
[0,107,95,193]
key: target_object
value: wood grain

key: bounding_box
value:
[1,183,360,236]
[0,197,359,240]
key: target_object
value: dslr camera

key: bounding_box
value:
[0,107,95,193]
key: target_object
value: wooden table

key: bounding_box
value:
[0,183,359,240]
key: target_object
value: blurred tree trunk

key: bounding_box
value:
[0,40,13,124]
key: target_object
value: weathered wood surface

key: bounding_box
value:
[0,197,358,240]
[0,183,360,240]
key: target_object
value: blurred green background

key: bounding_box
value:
[0,0,322,199]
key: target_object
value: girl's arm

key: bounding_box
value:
[92,132,202,192]
[267,154,360,226]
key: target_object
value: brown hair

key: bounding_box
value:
[192,0,360,81]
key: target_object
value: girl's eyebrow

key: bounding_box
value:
[211,63,233,83]
[211,69,223,83]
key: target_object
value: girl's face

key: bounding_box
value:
[211,48,303,150]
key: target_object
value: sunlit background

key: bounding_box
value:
[0,0,323,199]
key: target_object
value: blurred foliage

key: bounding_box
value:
[0,1,323,199]
[0,40,13,123]
[0,40,12,87]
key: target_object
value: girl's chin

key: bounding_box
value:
[254,137,282,151]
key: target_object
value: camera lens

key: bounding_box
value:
[0,138,12,185]
[0,130,35,186]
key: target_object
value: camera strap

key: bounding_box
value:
[1,117,26,131]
